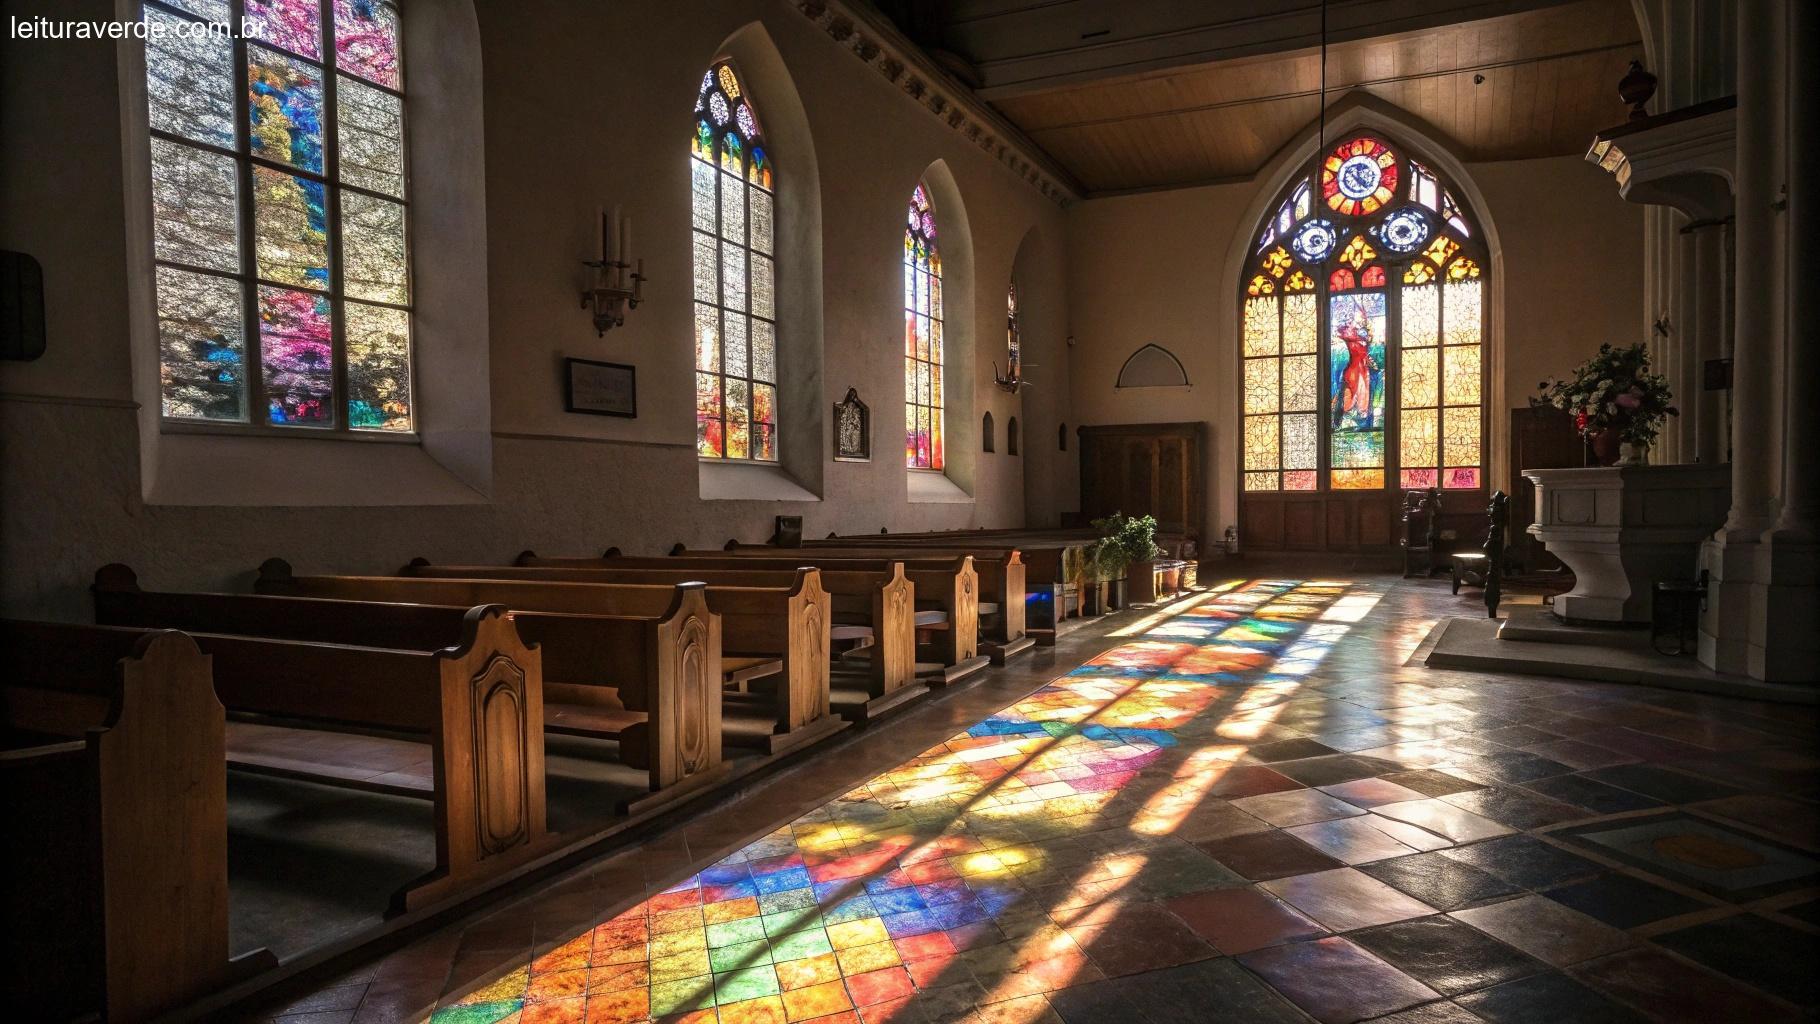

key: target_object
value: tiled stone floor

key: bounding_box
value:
[253,576,1820,1024]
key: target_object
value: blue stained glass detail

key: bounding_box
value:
[1290,218,1338,264]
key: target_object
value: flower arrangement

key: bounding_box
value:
[1533,342,1677,447]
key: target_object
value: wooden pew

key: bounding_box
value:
[409,559,927,722]
[571,550,991,687]
[64,588,553,915]
[257,560,843,758]
[2,624,276,1022]
[93,566,724,814]
[686,546,1035,663]
[803,535,1083,640]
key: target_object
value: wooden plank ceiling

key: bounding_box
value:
[958,0,1644,194]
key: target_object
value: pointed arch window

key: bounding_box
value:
[1005,277,1022,381]
[1241,134,1486,493]
[693,60,777,461]
[905,183,944,470]
[144,0,414,432]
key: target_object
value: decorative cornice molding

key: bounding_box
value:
[791,0,1080,207]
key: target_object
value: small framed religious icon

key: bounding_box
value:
[833,387,870,462]
[565,358,636,417]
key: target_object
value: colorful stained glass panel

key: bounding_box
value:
[150,139,239,272]
[333,0,401,89]
[259,285,334,426]
[245,0,321,59]
[1328,291,1386,477]
[248,47,325,173]
[157,266,246,421]
[1283,293,1318,354]
[252,166,330,289]
[1401,407,1437,473]
[1443,407,1481,468]
[1243,415,1279,469]
[345,300,411,430]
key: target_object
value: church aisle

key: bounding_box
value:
[272,578,1818,1024]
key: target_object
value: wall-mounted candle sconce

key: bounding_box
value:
[582,206,646,336]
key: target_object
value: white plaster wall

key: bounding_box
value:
[1061,153,1646,540]
[0,0,1070,618]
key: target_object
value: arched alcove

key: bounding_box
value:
[982,411,995,453]
[1115,344,1191,389]
[1007,416,1020,455]
[697,22,825,500]
[1216,94,1506,545]
[906,159,975,502]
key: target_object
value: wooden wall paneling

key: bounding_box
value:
[1077,422,1206,540]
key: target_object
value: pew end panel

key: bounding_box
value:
[1,627,276,1021]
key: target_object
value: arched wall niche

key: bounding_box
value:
[698,21,826,500]
[1215,92,1505,534]
[907,158,976,502]
[117,0,495,505]
[1116,344,1191,389]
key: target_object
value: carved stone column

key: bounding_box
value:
[1688,218,1727,465]
[1753,0,1818,683]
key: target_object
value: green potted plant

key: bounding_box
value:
[1533,342,1677,466]
[1089,512,1161,611]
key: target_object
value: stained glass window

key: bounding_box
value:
[1240,133,1486,495]
[1006,277,1021,381]
[905,183,944,470]
[145,0,412,431]
[693,60,777,461]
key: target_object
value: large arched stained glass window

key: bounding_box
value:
[905,184,944,470]
[693,61,777,461]
[146,0,413,432]
[1242,135,1485,492]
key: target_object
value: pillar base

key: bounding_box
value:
[1749,527,1820,683]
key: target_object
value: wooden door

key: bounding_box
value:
[1077,423,1205,540]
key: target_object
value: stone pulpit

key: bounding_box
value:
[1524,465,1730,623]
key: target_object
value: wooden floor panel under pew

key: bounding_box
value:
[423,557,928,723]
[94,565,727,826]
[2,624,276,1022]
[84,569,558,916]
[695,545,1038,664]
[659,549,991,690]
[257,560,843,781]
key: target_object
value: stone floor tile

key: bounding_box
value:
[1320,777,1435,808]
[1449,896,1630,967]
[1351,915,1547,996]
[1359,852,1522,912]
[1454,972,1648,1024]
[1437,787,1588,830]
[1568,947,1801,1023]
[1238,937,1440,1023]
[1381,769,1487,798]
[1539,872,1712,929]
[1371,800,1514,844]
[1261,868,1438,932]
[1285,815,1425,865]
[1439,836,1605,891]
[1195,829,1346,880]
[1231,789,1369,828]
[1163,886,1328,954]
[1650,912,1820,1006]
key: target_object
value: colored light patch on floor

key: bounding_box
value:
[430,580,1369,1023]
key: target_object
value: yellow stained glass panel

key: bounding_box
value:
[1244,414,1280,470]
[1402,346,1438,409]
[1283,293,1318,354]
[1444,279,1482,347]
[1244,357,1280,414]
[1402,283,1439,348]
[1444,406,1481,467]
[1245,471,1280,492]
[1443,345,1482,404]
[1401,407,1437,470]
[1283,355,1318,411]
[1243,296,1279,357]
[1331,468,1384,489]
